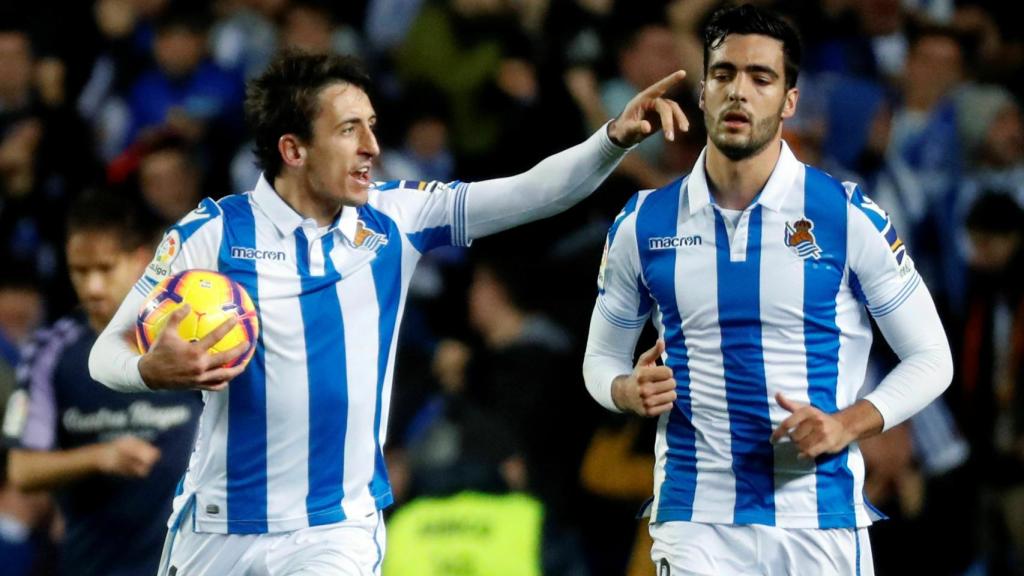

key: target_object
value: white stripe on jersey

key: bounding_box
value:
[597,142,914,528]
[759,168,820,520]
[337,262,380,518]
[162,175,467,534]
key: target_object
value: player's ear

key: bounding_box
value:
[278,134,306,168]
[698,80,706,111]
[781,87,799,120]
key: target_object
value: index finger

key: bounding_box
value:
[197,315,239,350]
[642,70,687,98]
[165,303,191,329]
[771,410,812,443]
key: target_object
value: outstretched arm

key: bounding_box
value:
[465,71,688,240]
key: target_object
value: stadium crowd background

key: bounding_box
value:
[0,0,1022,574]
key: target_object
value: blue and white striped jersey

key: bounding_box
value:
[135,175,470,534]
[596,142,918,529]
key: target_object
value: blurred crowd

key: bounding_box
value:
[1,0,1023,574]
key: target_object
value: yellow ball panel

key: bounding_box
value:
[135,269,260,369]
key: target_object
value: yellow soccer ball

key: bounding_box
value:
[135,270,259,369]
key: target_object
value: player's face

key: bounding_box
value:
[66,231,148,330]
[301,83,380,208]
[700,34,798,161]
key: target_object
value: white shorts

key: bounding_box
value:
[157,498,386,576]
[650,521,874,576]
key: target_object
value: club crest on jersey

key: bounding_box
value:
[785,218,822,260]
[353,220,388,252]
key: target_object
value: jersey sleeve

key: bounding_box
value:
[595,195,653,330]
[369,180,470,253]
[2,325,71,450]
[133,197,225,298]
[846,184,921,317]
[583,193,653,412]
[91,199,224,393]
[461,124,629,242]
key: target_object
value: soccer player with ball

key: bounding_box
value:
[89,51,688,574]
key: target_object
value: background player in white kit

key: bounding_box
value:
[583,5,953,575]
[88,51,688,575]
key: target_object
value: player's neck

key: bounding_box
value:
[704,138,782,210]
[273,174,342,227]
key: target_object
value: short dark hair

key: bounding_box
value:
[703,4,802,90]
[245,50,372,180]
[66,189,155,252]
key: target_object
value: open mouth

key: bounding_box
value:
[350,166,372,186]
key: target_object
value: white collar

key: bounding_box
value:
[252,173,361,243]
[685,140,800,214]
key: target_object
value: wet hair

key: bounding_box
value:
[66,189,155,252]
[245,50,372,180]
[702,4,802,90]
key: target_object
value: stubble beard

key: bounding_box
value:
[706,101,784,161]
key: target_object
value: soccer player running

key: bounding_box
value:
[583,5,953,575]
[4,191,203,576]
[88,51,687,575]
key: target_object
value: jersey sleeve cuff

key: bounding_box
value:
[858,395,895,432]
[449,181,472,247]
[600,120,639,156]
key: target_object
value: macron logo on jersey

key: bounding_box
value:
[649,235,703,250]
[231,246,287,261]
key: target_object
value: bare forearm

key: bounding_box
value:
[8,447,103,491]
[835,399,885,443]
[610,374,633,412]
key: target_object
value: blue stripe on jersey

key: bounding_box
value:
[373,180,402,191]
[636,181,697,522]
[294,230,348,526]
[714,206,775,525]
[848,270,867,305]
[364,205,402,509]
[600,191,643,298]
[608,191,642,249]
[848,186,888,232]
[173,197,222,242]
[596,299,647,329]
[803,167,856,528]
[217,194,268,533]
[406,226,452,253]
[855,529,862,576]
[870,274,921,317]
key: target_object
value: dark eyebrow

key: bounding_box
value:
[709,62,780,79]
